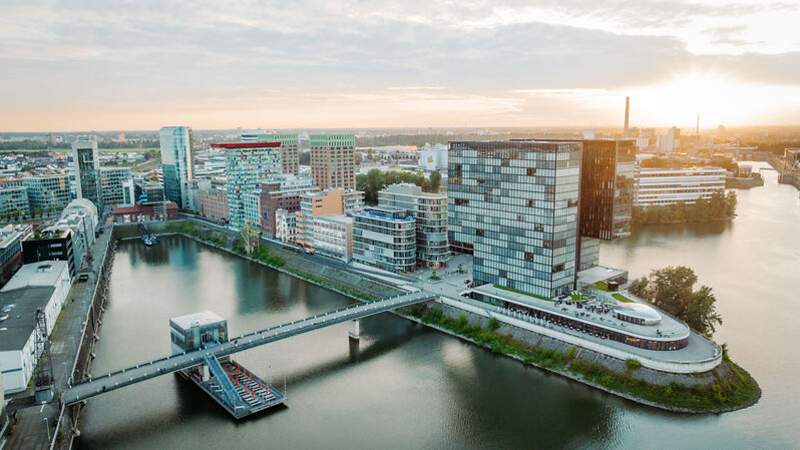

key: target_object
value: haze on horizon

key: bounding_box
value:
[1,0,799,132]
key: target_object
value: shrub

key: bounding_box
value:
[488,317,501,331]
[625,358,642,371]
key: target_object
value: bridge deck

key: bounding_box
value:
[61,290,435,405]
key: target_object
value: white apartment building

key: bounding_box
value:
[418,143,447,172]
[635,167,726,207]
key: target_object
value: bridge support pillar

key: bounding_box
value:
[348,320,360,341]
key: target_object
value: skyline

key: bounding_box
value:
[2,0,799,131]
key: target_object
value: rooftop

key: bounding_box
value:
[170,311,226,331]
[1,261,70,293]
[350,207,415,222]
[472,284,690,342]
[0,286,56,351]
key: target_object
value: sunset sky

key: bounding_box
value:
[1,0,799,131]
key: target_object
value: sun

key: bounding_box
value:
[626,72,799,127]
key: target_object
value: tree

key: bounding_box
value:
[428,171,442,193]
[628,266,722,337]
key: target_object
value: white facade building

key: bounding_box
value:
[418,143,447,172]
[311,215,353,263]
[656,127,680,154]
[635,167,726,207]
[0,261,72,394]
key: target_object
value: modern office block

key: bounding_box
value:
[634,167,726,206]
[351,207,417,273]
[310,134,356,191]
[578,139,635,240]
[448,140,581,299]
[217,142,282,230]
[197,187,228,223]
[159,126,194,209]
[23,174,70,216]
[99,167,133,207]
[22,228,76,276]
[258,133,300,175]
[378,183,449,268]
[296,189,346,249]
[0,182,29,220]
[71,137,101,208]
[311,214,353,263]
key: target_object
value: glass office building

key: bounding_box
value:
[351,207,417,273]
[23,174,70,216]
[378,183,450,268]
[71,137,101,208]
[159,126,194,209]
[99,167,133,207]
[448,140,581,299]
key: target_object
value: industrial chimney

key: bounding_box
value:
[624,96,630,136]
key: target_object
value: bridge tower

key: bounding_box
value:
[33,308,55,403]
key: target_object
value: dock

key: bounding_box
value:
[178,357,286,419]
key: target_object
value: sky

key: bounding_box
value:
[1,0,799,131]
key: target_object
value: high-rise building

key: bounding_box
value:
[216,142,282,230]
[159,126,194,209]
[23,174,70,216]
[656,127,680,154]
[71,137,101,208]
[258,133,300,175]
[577,139,636,241]
[99,167,133,207]
[310,134,356,191]
[448,140,581,299]
[351,207,417,273]
[378,183,450,268]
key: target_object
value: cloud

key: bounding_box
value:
[0,0,798,130]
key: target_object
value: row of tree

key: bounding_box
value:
[356,169,442,204]
[632,191,737,226]
[628,266,722,337]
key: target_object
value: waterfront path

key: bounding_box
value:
[61,290,435,405]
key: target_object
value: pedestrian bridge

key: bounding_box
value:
[61,290,436,406]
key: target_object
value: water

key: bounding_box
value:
[78,163,799,449]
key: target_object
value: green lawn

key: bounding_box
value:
[612,293,633,303]
[594,281,609,291]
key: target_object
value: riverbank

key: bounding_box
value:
[119,219,760,415]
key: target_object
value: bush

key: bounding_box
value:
[487,317,501,331]
[625,358,642,371]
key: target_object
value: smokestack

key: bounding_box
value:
[624,96,630,135]
[696,113,700,136]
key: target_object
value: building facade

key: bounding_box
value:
[217,142,282,230]
[351,207,417,273]
[311,214,353,263]
[296,189,346,249]
[258,175,318,238]
[578,139,636,240]
[448,140,581,299]
[634,167,726,207]
[418,143,448,172]
[99,167,133,207]
[258,133,300,175]
[198,187,229,223]
[71,137,102,208]
[0,181,29,221]
[23,174,70,216]
[310,134,356,191]
[159,126,194,209]
[0,225,24,286]
[378,183,450,268]
[22,228,76,276]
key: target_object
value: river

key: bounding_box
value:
[78,163,799,449]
